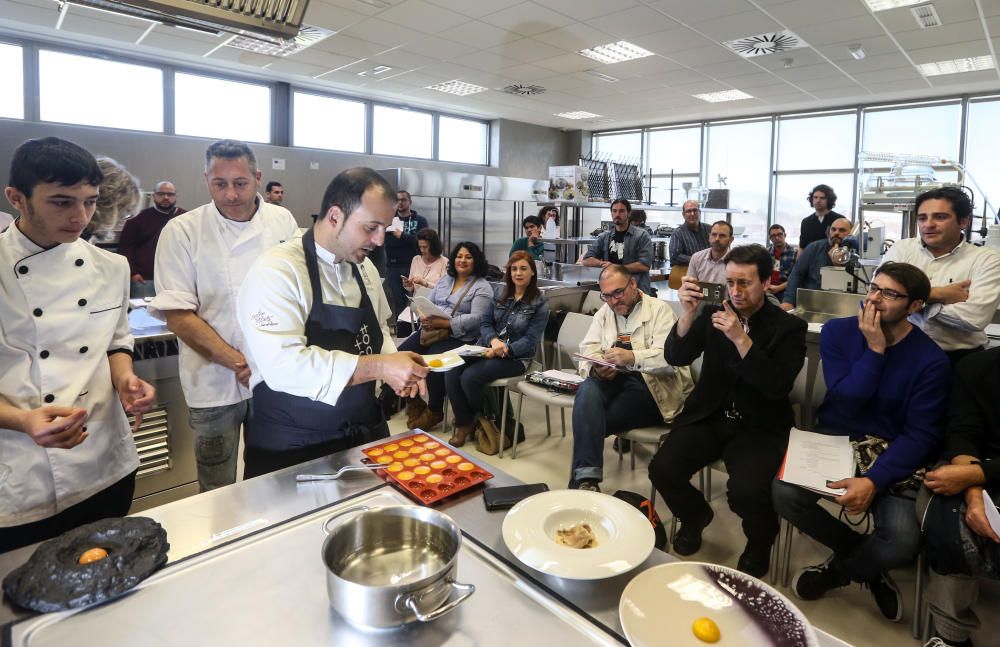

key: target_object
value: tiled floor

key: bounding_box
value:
[387,397,1000,647]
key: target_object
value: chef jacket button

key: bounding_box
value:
[40,350,50,359]
[75,259,84,266]
[33,308,42,317]
[17,265,28,275]
[78,298,87,307]
[79,346,88,354]
[44,394,54,403]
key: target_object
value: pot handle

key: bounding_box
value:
[405,579,475,623]
[322,505,370,535]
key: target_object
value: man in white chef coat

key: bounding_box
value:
[237,167,429,477]
[0,137,155,552]
[149,140,298,491]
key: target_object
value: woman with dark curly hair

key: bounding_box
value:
[401,241,493,431]
[445,251,549,447]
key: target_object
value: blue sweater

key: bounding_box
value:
[817,316,950,490]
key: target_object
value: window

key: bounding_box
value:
[0,43,23,119]
[292,92,365,152]
[593,131,642,161]
[706,120,772,240]
[373,105,432,159]
[777,113,857,170]
[861,103,961,162]
[963,99,1000,218]
[175,72,270,143]
[39,50,162,131]
[773,172,855,248]
[439,116,488,165]
[646,126,701,174]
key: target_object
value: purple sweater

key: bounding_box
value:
[118,206,184,279]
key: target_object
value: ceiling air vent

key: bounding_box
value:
[911,4,942,28]
[502,84,546,96]
[723,30,807,58]
[227,24,332,56]
[67,0,311,44]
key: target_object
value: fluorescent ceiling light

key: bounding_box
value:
[848,45,865,60]
[578,41,654,65]
[358,65,392,77]
[425,79,488,96]
[554,111,601,120]
[863,0,926,10]
[916,56,995,77]
[693,89,754,103]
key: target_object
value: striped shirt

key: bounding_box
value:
[669,222,710,266]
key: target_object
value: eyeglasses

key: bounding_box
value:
[154,192,176,197]
[867,283,908,300]
[599,286,629,302]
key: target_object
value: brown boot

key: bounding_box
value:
[449,422,476,448]
[405,397,427,428]
[410,408,444,431]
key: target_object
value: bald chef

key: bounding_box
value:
[237,168,429,477]
[0,138,155,552]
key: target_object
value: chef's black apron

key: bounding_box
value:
[243,229,389,479]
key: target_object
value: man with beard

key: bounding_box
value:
[798,184,844,250]
[237,168,428,477]
[781,217,854,309]
[149,140,298,491]
[581,198,654,294]
[117,180,185,291]
[667,200,710,289]
[686,221,734,285]
[773,262,949,622]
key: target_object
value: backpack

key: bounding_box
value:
[613,490,667,551]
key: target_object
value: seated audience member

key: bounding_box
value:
[581,199,654,294]
[773,262,950,622]
[510,215,545,260]
[445,251,550,447]
[686,220,734,285]
[881,187,1000,365]
[781,217,854,309]
[649,244,806,577]
[401,241,492,431]
[766,224,797,302]
[628,209,652,233]
[920,347,1000,647]
[570,265,693,491]
[398,228,448,336]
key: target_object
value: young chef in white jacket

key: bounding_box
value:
[149,140,298,491]
[237,168,429,477]
[0,138,155,552]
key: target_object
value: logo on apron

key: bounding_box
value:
[354,324,374,355]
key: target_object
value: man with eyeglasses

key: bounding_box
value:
[766,224,797,302]
[568,264,693,492]
[667,200,710,289]
[880,187,1000,365]
[117,180,185,292]
[773,262,950,622]
[781,217,854,310]
[149,140,298,491]
[581,198,654,294]
[650,244,806,578]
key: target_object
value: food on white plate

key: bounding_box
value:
[692,617,721,643]
[556,523,597,549]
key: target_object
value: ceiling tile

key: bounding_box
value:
[535,53,596,74]
[0,0,60,27]
[424,0,523,19]
[793,15,885,46]
[630,27,717,54]
[460,50,523,72]
[691,59,762,80]
[383,71,444,87]
[772,62,852,83]
[851,66,925,84]
[906,41,991,63]
[665,45,744,67]
[363,48,439,69]
[531,22,607,52]
[814,36,900,63]
[501,62,557,81]
[208,48,274,67]
[263,59,331,77]
[317,0,405,17]
[647,0,759,24]
[806,87,870,100]
[836,51,913,73]
[490,37,566,63]
[400,34,475,60]
[763,0,870,27]
[652,67,714,86]
[341,18,417,47]
[479,2,576,37]
[611,55,689,77]
[894,20,987,50]
[377,0,471,34]
[538,0,640,22]
[287,47,359,69]
[928,69,1000,85]
[311,33,392,58]
[438,20,520,49]
[584,5,681,38]
[301,1,368,31]
[691,10,783,42]
[792,75,864,91]
[140,28,223,56]
[535,73,590,91]
[60,7,152,43]
[753,48,825,70]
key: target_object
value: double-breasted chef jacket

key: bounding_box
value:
[0,224,139,526]
[148,197,298,408]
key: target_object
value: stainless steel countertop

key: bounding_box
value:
[0,435,851,646]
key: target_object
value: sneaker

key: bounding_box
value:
[672,508,714,556]
[736,540,771,578]
[924,637,974,647]
[613,437,632,454]
[864,572,902,622]
[576,480,601,492]
[791,557,850,601]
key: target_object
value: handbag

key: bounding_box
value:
[475,418,501,456]
[525,370,580,394]
[419,280,475,346]
[851,435,925,494]
[922,488,1000,577]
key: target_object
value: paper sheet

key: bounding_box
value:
[409,295,451,320]
[779,427,854,497]
[452,344,490,357]
[984,490,1000,537]
[385,216,404,233]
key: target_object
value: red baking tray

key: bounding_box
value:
[361,433,494,504]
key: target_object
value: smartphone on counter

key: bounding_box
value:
[483,483,549,511]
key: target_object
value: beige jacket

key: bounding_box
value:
[577,294,693,422]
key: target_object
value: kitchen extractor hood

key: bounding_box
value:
[68,0,311,44]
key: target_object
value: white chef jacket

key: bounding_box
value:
[237,239,395,408]
[148,198,298,408]
[881,238,1000,351]
[0,224,139,526]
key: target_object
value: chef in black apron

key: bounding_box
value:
[238,168,428,478]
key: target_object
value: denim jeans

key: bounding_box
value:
[771,478,920,581]
[189,400,250,491]
[445,357,525,427]
[570,372,662,485]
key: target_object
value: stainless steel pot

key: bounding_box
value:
[322,505,475,630]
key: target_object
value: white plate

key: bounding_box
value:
[501,490,655,580]
[619,562,820,647]
[423,353,464,372]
